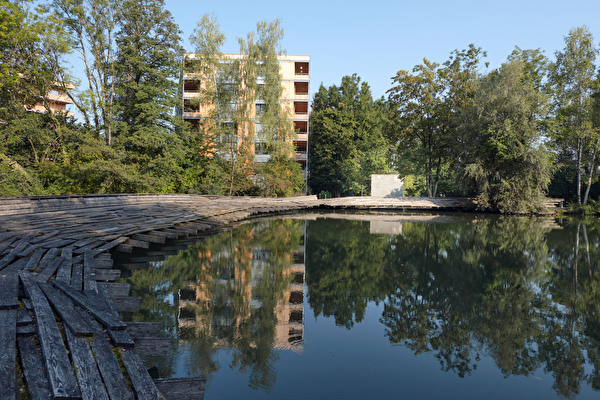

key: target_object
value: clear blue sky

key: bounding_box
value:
[164,0,600,100]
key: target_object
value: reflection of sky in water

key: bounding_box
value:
[117,214,600,399]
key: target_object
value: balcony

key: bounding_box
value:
[182,91,202,99]
[295,151,307,160]
[295,133,308,141]
[293,101,308,119]
[182,111,202,119]
[294,62,309,77]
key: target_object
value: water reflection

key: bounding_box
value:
[116,213,600,399]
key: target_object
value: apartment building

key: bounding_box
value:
[25,83,74,117]
[180,53,310,174]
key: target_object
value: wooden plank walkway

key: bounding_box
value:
[0,193,486,398]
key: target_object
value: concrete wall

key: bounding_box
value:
[371,174,404,198]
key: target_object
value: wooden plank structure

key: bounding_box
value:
[0,193,489,398]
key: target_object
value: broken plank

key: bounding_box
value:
[0,280,19,309]
[107,328,135,348]
[23,248,46,271]
[104,282,130,297]
[55,247,72,284]
[51,280,126,330]
[19,271,81,399]
[94,269,121,282]
[71,263,82,291]
[36,247,59,271]
[112,296,141,313]
[83,251,97,292]
[17,309,33,326]
[0,234,34,269]
[17,336,52,400]
[0,308,17,399]
[126,322,161,338]
[35,256,64,283]
[65,328,110,400]
[123,238,149,249]
[132,233,165,244]
[115,244,133,253]
[121,348,161,400]
[89,324,135,400]
[134,337,171,357]
[39,283,95,337]
[154,377,206,400]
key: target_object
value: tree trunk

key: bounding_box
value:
[576,138,583,204]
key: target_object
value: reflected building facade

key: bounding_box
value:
[176,223,306,353]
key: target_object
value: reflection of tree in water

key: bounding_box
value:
[122,219,304,390]
[306,215,600,399]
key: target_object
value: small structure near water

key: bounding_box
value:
[371,174,404,198]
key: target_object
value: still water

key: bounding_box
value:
[115,212,600,399]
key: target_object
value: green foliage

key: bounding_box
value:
[309,75,391,197]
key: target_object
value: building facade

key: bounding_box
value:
[179,53,310,175]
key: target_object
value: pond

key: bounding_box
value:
[114,212,600,399]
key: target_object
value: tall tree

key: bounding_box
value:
[112,0,185,191]
[309,75,390,197]
[548,26,599,205]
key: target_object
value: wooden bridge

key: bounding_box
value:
[0,193,484,399]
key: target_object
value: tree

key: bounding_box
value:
[112,0,186,192]
[309,75,390,197]
[548,26,599,205]
[388,59,449,197]
[52,0,120,145]
[461,58,553,213]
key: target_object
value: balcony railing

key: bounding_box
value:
[295,151,307,160]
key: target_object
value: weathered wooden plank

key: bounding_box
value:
[107,328,135,347]
[112,296,141,313]
[126,322,161,338]
[19,271,81,399]
[0,235,18,255]
[83,251,97,292]
[39,283,95,337]
[65,328,110,400]
[0,308,17,399]
[55,247,73,284]
[17,324,36,336]
[0,280,19,309]
[132,233,165,244]
[94,258,114,269]
[36,247,60,271]
[154,377,206,400]
[51,281,126,330]
[148,230,177,240]
[23,248,47,271]
[17,335,52,400]
[121,349,161,400]
[17,309,33,326]
[35,256,64,283]
[104,282,130,297]
[89,326,135,400]
[71,263,83,291]
[115,244,133,253]
[123,238,150,249]
[134,337,171,357]
[0,234,34,269]
[94,269,121,282]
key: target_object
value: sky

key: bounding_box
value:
[162,0,600,100]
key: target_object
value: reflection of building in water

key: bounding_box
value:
[176,224,306,353]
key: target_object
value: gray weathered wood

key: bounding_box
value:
[52,281,126,330]
[0,280,19,309]
[23,248,46,271]
[39,283,95,337]
[71,263,82,291]
[89,326,135,400]
[83,251,97,292]
[107,328,135,347]
[19,271,81,399]
[0,308,17,399]
[65,328,110,400]
[132,233,165,244]
[17,309,33,326]
[35,256,64,283]
[154,377,206,400]
[17,335,52,400]
[112,296,141,313]
[134,337,171,357]
[126,322,161,338]
[55,247,73,284]
[104,282,130,297]
[94,269,121,282]
[121,349,161,400]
